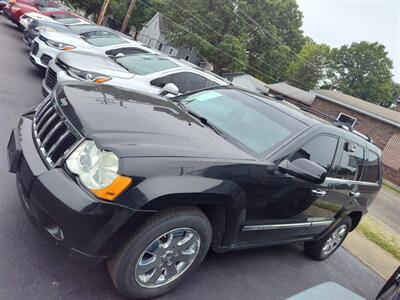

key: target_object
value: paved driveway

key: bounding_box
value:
[0,15,385,300]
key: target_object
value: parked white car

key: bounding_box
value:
[42,52,229,97]
[19,11,90,30]
[30,28,144,69]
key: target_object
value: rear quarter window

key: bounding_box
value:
[361,150,380,183]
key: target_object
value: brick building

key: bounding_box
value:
[267,82,400,185]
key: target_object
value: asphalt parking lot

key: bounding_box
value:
[0,15,385,300]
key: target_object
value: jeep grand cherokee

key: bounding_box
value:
[7,83,382,299]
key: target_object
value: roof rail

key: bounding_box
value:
[293,103,375,144]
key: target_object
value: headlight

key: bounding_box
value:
[21,16,33,24]
[67,66,111,83]
[36,26,56,33]
[66,140,131,200]
[45,38,76,51]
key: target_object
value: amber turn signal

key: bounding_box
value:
[94,77,111,84]
[91,176,132,201]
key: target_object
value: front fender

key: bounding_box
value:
[116,175,248,249]
[118,175,246,211]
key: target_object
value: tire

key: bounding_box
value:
[304,217,352,261]
[107,207,212,299]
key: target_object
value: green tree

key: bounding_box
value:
[68,0,151,31]
[326,41,393,104]
[149,0,305,77]
[285,42,330,90]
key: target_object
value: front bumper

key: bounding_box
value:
[8,113,137,265]
[23,29,39,47]
[29,37,60,69]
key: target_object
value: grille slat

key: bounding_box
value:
[45,68,57,90]
[33,97,80,167]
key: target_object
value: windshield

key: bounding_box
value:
[79,31,128,47]
[179,89,307,154]
[115,53,178,75]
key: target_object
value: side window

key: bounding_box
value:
[335,142,365,181]
[361,151,380,183]
[171,72,207,93]
[150,74,173,88]
[206,79,220,88]
[151,72,208,93]
[106,48,147,56]
[289,135,339,173]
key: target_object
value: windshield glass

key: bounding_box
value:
[80,31,128,47]
[56,18,82,25]
[179,89,307,154]
[115,53,178,75]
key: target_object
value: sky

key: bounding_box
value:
[297,0,400,82]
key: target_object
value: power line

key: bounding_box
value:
[165,0,312,90]
[137,0,283,84]
[217,0,321,72]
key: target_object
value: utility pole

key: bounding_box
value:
[121,0,136,33]
[96,0,110,25]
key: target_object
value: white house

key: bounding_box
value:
[137,13,201,66]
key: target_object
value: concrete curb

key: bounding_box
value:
[343,230,400,280]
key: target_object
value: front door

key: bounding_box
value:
[239,134,340,245]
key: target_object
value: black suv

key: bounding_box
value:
[7,83,382,299]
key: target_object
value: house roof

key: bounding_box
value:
[313,89,400,129]
[223,72,270,95]
[266,82,315,106]
[142,13,168,33]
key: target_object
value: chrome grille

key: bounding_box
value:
[44,68,57,90]
[33,96,80,167]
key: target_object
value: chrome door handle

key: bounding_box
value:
[311,189,327,197]
[349,191,361,198]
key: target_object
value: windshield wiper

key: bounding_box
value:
[169,98,187,111]
[187,110,223,136]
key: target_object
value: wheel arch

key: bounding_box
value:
[347,210,363,231]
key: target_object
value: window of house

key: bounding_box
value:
[169,48,173,55]
[189,46,193,52]
[335,142,365,181]
[185,55,190,61]
[337,112,357,127]
[158,43,163,51]
[289,135,339,173]
[361,150,380,183]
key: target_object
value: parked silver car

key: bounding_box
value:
[42,52,228,97]
[30,28,146,69]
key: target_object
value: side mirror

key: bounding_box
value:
[159,83,179,97]
[278,158,327,184]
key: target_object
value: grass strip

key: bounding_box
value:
[383,182,400,197]
[357,217,400,261]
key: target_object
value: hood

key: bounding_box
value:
[41,31,90,48]
[24,12,54,21]
[56,83,254,161]
[57,50,134,79]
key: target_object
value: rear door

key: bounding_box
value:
[308,138,367,235]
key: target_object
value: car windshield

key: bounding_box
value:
[114,53,179,75]
[179,89,307,154]
[80,31,128,47]
[56,18,82,25]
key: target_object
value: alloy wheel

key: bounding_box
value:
[134,228,201,288]
[322,224,347,256]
